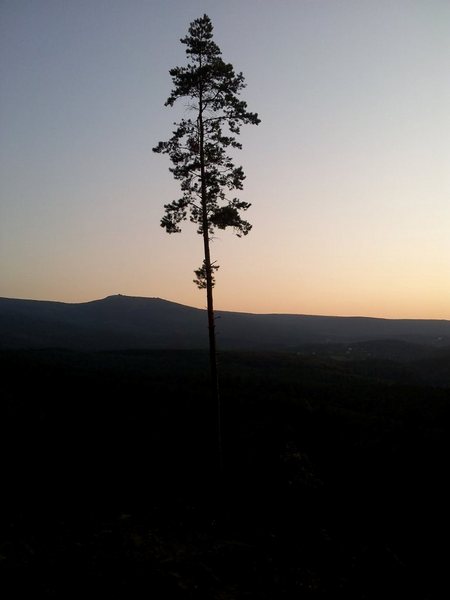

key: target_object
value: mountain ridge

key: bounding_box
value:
[2,293,450,321]
[1,294,449,351]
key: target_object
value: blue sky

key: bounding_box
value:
[1,1,449,317]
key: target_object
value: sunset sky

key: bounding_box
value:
[1,0,449,318]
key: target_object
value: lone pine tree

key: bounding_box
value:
[153,14,260,467]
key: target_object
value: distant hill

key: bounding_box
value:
[1,294,450,352]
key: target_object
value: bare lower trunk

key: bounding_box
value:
[203,239,222,474]
[198,79,222,474]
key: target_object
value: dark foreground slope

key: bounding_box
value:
[1,294,450,350]
[1,348,449,598]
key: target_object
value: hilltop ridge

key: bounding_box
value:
[1,294,450,352]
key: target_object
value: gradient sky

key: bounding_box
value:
[1,0,449,318]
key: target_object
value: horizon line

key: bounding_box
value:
[1,293,449,323]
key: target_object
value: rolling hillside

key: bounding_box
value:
[1,294,450,351]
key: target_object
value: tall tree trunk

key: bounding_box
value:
[198,89,222,475]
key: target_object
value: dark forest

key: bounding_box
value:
[2,346,449,598]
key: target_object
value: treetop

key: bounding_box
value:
[154,13,260,249]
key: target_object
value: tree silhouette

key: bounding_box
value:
[153,14,260,468]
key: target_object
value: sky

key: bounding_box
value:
[1,0,449,318]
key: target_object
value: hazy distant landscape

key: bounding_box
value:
[2,293,450,350]
[2,293,450,388]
